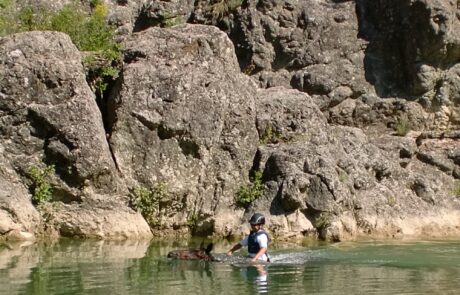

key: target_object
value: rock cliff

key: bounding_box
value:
[0,0,459,241]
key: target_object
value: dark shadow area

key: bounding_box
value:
[133,6,163,33]
[268,183,287,216]
[157,124,185,140]
[271,38,296,71]
[228,19,256,73]
[94,78,117,138]
[93,66,123,173]
[355,0,411,98]
[178,138,201,159]
[27,109,85,200]
[105,72,123,138]
[356,0,458,99]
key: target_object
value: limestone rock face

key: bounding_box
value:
[108,24,259,235]
[187,0,460,131]
[45,199,153,239]
[1,1,460,241]
[250,87,460,240]
[0,31,151,240]
[0,31,116,195]
[190,0,372,111]
[129,0,195,32]
[358,0,460,97]
[0,157,40,239]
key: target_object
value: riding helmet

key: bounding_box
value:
[249,213,265,225]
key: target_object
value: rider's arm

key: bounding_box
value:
[251,247,267,262]
[251,233,268,262]
[227,243,242,256]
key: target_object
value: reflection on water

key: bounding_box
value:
[1,239,460,294]
[224,258,268,294]
[242,264,268,294]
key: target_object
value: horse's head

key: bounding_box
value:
[167,242,215,261]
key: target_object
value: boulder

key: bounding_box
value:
[0,31,151,240]
[108,24,259,235]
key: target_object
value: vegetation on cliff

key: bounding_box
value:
[28,165,55,206]
[0,0,120,95]
[131,183,171,229]
[234,171,265,208]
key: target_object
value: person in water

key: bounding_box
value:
[227,213,270,262]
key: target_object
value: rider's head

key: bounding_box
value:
[249,213,265,226]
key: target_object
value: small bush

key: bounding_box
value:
[0,0,19,35]
[153,9,184,28]
[0,0,13,9]
[206,0,243,22]
[259,126,282,145]
[338,170,348,183]
[387,195,396,206]
[50,2,122,73]
[89,0,103,8]
[315,213,332,230]
[187,212,199,231]
[132,182,169,228]
[89,64,119,95]
[0,1,121,95]
[162,16,183,28]
[235,170,265,207]
[453,182,460,198]
[29,165,55,205]
[243,64,256,75]
[395,116,411,136]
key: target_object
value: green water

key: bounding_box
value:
[1,239,460,294]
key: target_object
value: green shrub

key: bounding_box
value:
[338,170,348,183]
[151,9,184,28]
[29,165,55,205]
[162,16,183,28]
[235,170,265,207]
[453,182,460,198]
[89,0,103,8]
[187,211,199,231]
[387,195,396,206]
[206,0,243,21]
[132,182,169,228]
[259,126,282,145]
[0,0,13,9]
[0,1,121,95]
[48,4,87,47]
[315,213,332,230]
[395,116,411,136]
[48,2,121,63]
[91,64,119,95]
[0,0,18,35]
[77,4,120,59]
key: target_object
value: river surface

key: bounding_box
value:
[1,238,459,294]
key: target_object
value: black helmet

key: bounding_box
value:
[249,213,265,225]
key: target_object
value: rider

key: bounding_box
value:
[227,213,270,262]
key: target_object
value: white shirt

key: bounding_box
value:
[240,231,269,261]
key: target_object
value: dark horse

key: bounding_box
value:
[167,242,215,261]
